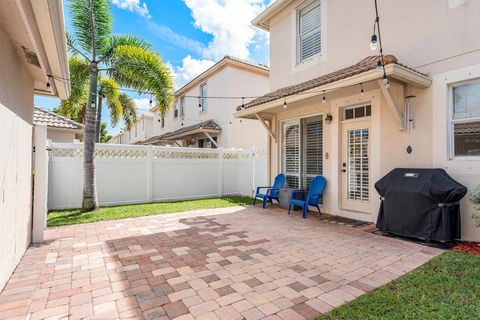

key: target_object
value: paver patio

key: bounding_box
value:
[0,205,442,320]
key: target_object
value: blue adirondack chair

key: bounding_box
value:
[288,176,327,218]
[253,174,286,208]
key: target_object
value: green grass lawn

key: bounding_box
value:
[48,196,253,227]
[317,251,480,320]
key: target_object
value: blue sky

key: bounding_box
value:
[35,0,271,135]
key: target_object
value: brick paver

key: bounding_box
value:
[0,205,441,319]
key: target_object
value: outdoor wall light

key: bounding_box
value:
[325,113,333,124]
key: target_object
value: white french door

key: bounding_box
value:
[341,120,371,212]
[281,115,323,189]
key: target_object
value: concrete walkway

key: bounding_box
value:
[0,206,441,319]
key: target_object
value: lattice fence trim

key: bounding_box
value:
[153,150,219,160]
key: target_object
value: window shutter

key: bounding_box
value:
[303,116,323,188]
[282,121,300,188]
[299,1,321,62]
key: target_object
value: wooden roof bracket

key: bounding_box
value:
[378,80,405,131]
[255,113,277,143]
[204,132,219,148]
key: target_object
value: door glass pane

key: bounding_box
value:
[347,128,369,201]
[282,121,300,188]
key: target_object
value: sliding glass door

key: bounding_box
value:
[282,115,323,189]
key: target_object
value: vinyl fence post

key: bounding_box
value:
[218,148,224,197]
[33,125,48,243]
[251,147,256,197]
[147,145,154,203]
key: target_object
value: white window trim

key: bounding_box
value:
[448,78,480,160]
[291,0,327,73]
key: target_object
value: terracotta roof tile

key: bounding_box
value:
[33,107,83,130]
[237,55,422,111]
[143,119,221,144]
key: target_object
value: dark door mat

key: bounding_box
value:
[318,215,372,228]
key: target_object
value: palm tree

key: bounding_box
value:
[59,59,138,141]
[67,0,174,211]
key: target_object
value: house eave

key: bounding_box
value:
[252,0,293,32]
[234,65,432,119]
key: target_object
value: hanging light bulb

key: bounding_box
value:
[198,97,202,109]
[376,59,383,70]
[283,99,287,109]
[322,90,326,104]
[360,83,364,96]
[149,98,153,107]
[383,73,390,88]
[242,97,245,109]
[46,75,51,89]
[370,34,378,51]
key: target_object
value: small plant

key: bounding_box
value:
[470,186,480,227]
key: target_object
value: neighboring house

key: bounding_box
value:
[0,0,69,290]
[108,112,154,144]
[34,107,83,142]
[142,56,269,149]
[234,0,480,241]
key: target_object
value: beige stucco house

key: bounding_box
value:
[235,0,480,241]
[34,107,83,142]
[109,112,154,145]
[0,0,69,290]
[142,56,269,149]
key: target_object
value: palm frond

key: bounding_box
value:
[118,93,137,129]
[102,35,152,60]
[69,0,112,56]
[99,78,122,127]
[59,56,90,122]
[108,44,175,114]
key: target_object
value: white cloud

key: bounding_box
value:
[183,0,269,61]
[133,98,152,112]
[170,55,215,89]
[112,0,151,18]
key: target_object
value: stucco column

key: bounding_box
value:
[33,125,48,243]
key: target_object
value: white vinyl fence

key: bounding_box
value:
[48,143,268,210]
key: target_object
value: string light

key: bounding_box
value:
[383,73,390,88]
[198,97,201,109]
[283,99,287,109]
[322,90,326,104]
[46,75,51,89]
[242,97,245,109]
[360,83,364,96]
[372,0,389,89]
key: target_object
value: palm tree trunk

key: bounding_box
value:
[95,94,103,143]
[82,61,99,211]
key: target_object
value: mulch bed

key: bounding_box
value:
[453,241,480,255]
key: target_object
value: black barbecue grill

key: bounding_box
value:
[375,168,467,243]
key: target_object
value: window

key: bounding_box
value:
[450,80,480,157]
[134,124,138,138]
[344,105,371,120]
[198,139,204,148]
[298,0,321,63]
[180,96,185,117]
[174,99,179,118]
[142,118,145,132]
[200,83,207,112]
